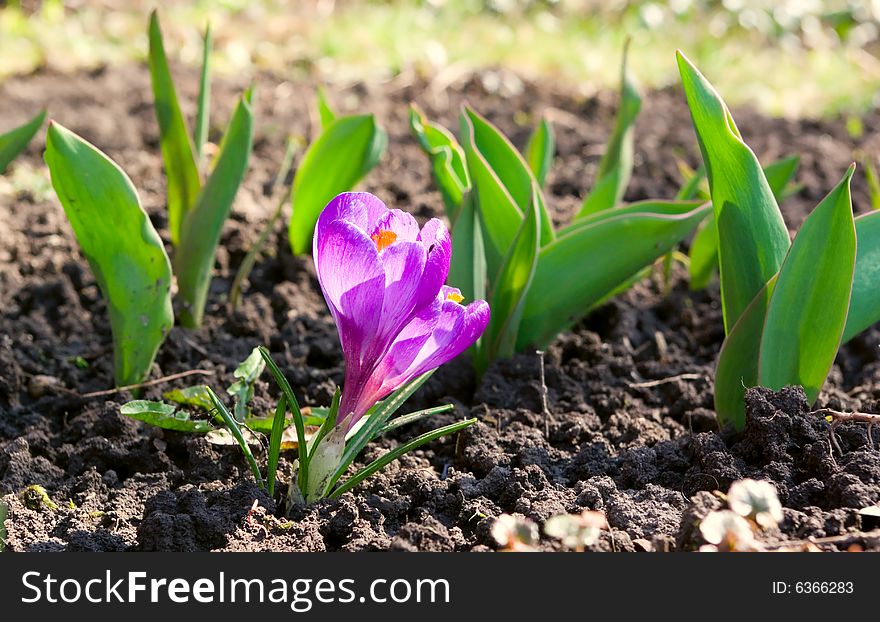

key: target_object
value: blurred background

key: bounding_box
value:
[1,0,878,117]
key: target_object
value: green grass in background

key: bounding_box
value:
[1,0,879,117]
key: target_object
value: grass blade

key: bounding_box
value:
[207,386,264,490]
[317,87,336,129]
[259,346,309,495]
[194,22,212,163]
[329,418,476,499]
[148,9,201,245]
[379,404,455,435]
[322,371,435,497]
[0,109,46,173]
[175,90,254,328]
[266,395,287,497]
[45,122,174,386]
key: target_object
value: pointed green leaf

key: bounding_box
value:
[329,418,476,499]
[524,116,555,188]
[148,10,201,246]
[0,109,46,174]
[194,22,212,162]
[409,104,469,220]
[266,394,287,497]
[481,184,541,367]
[677,51,790,332]
[460,105,554,275]
[758,166,856,403]
[714,277,776,429]
[843,211,880,342]
[45,122,174,386]
[120,400,213,433]
[175,91,254,328]
[316,87,337,129]
[207,386,264,489]
[289,114,386,255]
[763,154,801,202]
[517,201,710,348]
[577,42,641,218]
[448,193,487,305]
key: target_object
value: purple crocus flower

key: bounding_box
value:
[314,192,489,430]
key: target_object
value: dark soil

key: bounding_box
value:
[1,64,879,552]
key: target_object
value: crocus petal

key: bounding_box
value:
[372,240,428,352]
[373,209,420,242]
[415,218,451,308]
[314,192,388,253]
[314,219,385,369]
[386,298,490,387]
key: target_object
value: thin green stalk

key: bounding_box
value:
[329,419,476,499]
[379,404,455,435]
[259,346,309,496]
[229,137,298,309]
[266,394,287,498]
[207,386,264,490]
[194,22,212,164]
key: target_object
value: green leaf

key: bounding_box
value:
[194,22,212,162]
[308,387,341,462]
[207,387,264,490]
[379,404,455,435]
[259,346,309,495]
[329,418,476,499]
[715,167,856,428]
[460,105,554,275]
[322,371,435,498]
[864,156,880,210]
[316,87,337,129]
[289,114,387,254]
[763,154,801,202]
[175,91,254,328]
[120,400,213,433]
[524,116,555,188]
[480,184,541,367]
[45,122,174,386]
[688,216,718,291]
[677,50,790,332]
[448,193,487,305]
[409,104,469,220]
[714,278,776,429]
[517,201,710,349]
[148,9,201,246]
[163,385,213,411]
[266,395,287,497]
[226,346,266,422]
[688,155,801,291]
[759,166,856,403]
[0,109,46,174]
[843,211,880,342]
[577,42,641,218]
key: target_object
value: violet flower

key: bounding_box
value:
[314,192,490,431]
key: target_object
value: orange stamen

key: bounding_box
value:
[371,229,397,251]
[446,291,464,303]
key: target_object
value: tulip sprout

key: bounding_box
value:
[411,46,708,371]
[678,51,880,429]
[0,109,46,174]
